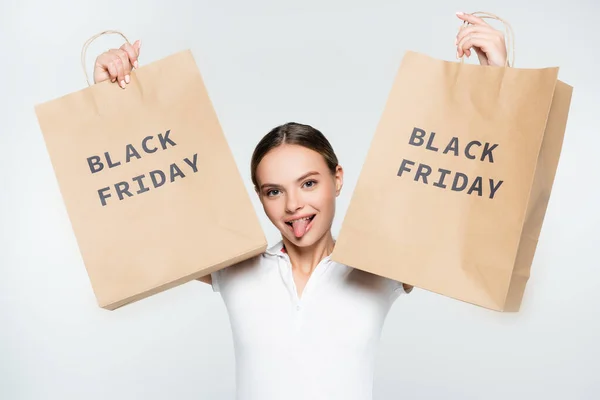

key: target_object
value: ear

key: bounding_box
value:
[334,165,344,196]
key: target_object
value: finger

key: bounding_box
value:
[456,11,491,27]
[456,25,466,57]
[111,49,132,86]
[113,57,126,88]
[458,33,502,63]
[133,40,141,65]
[94,53,118,83]
[115,49,132,78]
[93,53,110,83]
[120,40,141,69]
[457,32,497,56]
[456,28,473,58]
[107,60,119,83]
[455,25,498,46]
[460,30,506,64]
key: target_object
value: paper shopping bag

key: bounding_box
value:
[331,50,572,311]
[35,35,266,310]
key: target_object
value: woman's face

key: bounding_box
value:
[255,144,343,248]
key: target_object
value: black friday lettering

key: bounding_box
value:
[86,130,199,206]
[397,127,504,199]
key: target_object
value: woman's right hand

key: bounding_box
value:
[93,40,141,88]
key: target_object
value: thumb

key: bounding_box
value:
[474,47,489,66]
[133,40,142,54]
[132,40,142,69]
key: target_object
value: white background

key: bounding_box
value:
[1,0,599,399]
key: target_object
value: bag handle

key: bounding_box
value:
[459,11,515,67]
[81,30,131,86]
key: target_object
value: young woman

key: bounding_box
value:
[93,12,508,400]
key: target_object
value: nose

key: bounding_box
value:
[285,189,303,214]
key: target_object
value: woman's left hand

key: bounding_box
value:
[455,12,508,67]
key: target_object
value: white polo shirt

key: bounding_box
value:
[211,240,406,400]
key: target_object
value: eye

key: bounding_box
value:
[266,189,281,197]
[302,180,318,189]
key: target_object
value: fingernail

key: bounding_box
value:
[456,11,464,15]
[138,39,142,49]
[133,60,139,69]
[125,75,130,84]
[456,50,460,59]
[120,80,126,88]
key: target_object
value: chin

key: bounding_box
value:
[285,234,318,248]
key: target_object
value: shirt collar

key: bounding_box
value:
[265,240,286,256]
[264,239,336,261]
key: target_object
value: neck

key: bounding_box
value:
[282,231,335,275]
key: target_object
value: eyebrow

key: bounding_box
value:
[260,171,321,191]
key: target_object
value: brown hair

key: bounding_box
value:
[250,122,339,189]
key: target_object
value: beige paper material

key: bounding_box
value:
[35,49,267,310]
[331,51,572,311]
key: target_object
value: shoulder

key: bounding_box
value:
[211,242,284,292]
[340,262,408,298]
[210,253,264,292]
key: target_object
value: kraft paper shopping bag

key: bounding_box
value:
[35,31,267,310]
[331,14,572,311]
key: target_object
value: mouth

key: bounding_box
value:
[285,214,316,239]
[285,214,315,226]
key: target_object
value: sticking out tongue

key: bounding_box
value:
[292,218,310,238]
